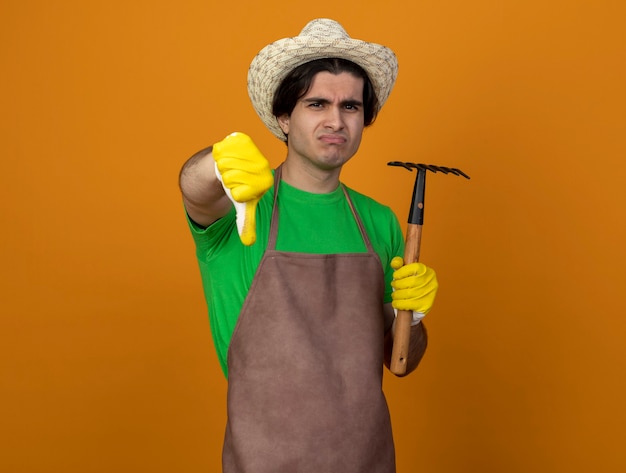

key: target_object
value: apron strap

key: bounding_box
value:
[267,165,375,253]
[267,165,282,250]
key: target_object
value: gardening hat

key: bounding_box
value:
[247,18,398,141]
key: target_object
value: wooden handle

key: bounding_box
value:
[390,223,422,375]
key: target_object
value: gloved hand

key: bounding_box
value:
[213,132,273,246]
[390,256,438,323]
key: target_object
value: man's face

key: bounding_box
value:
[277,71,365,173]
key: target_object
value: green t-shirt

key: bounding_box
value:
[188,178,405,377]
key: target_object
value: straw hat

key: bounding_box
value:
[247,18,399,141]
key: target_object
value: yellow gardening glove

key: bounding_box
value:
[213,132,273,246]
[390,256,439,321]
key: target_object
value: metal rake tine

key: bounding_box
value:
[449,168,471,179]
[433,166,470,179]
[431,165,451,174]
[422,164,470,179]
[387,161,415,171]
[417,164,440,174]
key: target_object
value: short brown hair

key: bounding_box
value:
[272,58,379,130]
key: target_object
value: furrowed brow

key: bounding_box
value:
[341,99,363,108]
[303,97,331,105]
[302,97,363,107]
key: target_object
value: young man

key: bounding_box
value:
[179,19,438,473]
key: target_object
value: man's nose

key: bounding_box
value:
[323,106,344,129]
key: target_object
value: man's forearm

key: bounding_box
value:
[179,146,232,227]
[403,322,427,375]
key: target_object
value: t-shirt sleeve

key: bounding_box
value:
[185,204,237,258]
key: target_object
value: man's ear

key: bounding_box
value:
[277,114,290,135]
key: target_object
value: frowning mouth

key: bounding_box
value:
[319,134,347,145]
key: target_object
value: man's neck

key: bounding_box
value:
[280,159,342,194]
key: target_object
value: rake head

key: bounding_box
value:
[387,161,470,226]
[387,161,471,179]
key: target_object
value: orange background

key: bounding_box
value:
[2,1,625,471]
